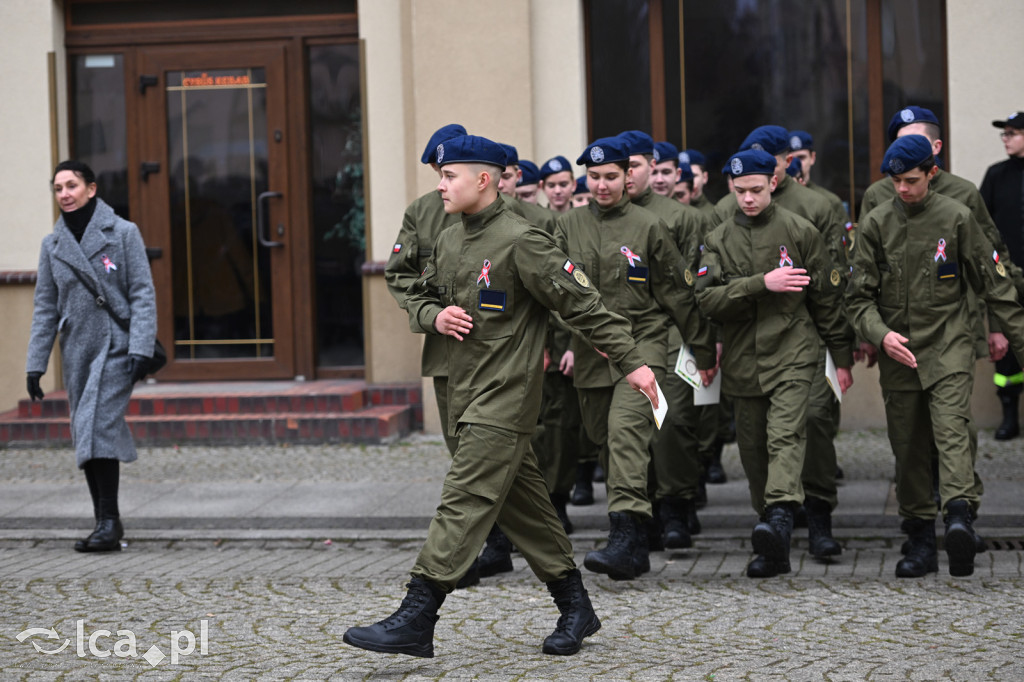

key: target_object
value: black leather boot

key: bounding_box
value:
[748,504,793,577]
[658,497,692,549]
[78,459,123,553]
[684,496,702,536]
[551,493,574,535]
[584,512,639,580]
[995,393,1020,440]
[705,440,727,484]
[343,578,446,658]
[895,517,938,578]
[944,499,977,577]
[74,465,102,552]
[805,496,842,558]
[543,569,601,655]
[571,461,596,506]
[82,518,124,552]
[478,525,514,577]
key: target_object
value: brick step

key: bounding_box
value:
[1,380,423,446]
[1,405,414,446]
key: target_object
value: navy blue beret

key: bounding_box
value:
[680,149,706,168]
[574,176,590,195]
[722,149,778,177]
[739,125,790,156]
[618,130,655,156]
[577,136,630,167]
[518,159,540,185]
[421,124,467,165]
[887,106,941,142]
[499,143,519,167]
[653,141,679,164]
[788,130,814,151]
[786,156,803,178]
[678,162,694,182]
[540,155,572,179]
[880,134,933,175]
[436,135,509,169]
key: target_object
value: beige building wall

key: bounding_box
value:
[0,1,65,412]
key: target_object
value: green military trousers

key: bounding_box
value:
[578,369,664,520]
[651,369,707,500]
[537,370,581,496]
[733,379,811,515]
[802,350,841,509]
[433,375,459,457]
[882,372,981,520]
[411,422,576,593]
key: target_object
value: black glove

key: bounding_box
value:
[129,354,148,384]
[27,372,44,401]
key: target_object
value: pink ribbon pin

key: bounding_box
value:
[477,259,491,287]
[935,239,947,262]
[620,246,641,267]
[101,255,117,273]
[778,245,794,268]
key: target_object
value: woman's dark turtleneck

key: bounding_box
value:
[62,196,97,243]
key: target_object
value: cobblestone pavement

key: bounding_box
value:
[2,429,1023,679]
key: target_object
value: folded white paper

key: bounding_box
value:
[646,380,668,430]
[824,349,842,403]
[694,370,722,406]
[674,344,702,389]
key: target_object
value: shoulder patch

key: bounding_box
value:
[684,268,694,286]
[563,259,590,288]
[830,269,841,286]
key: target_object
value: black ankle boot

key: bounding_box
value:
[895,517,938,578]
[343,578,446,658]
[805,496,842,558]
[543,569,601,655]
[571,461,596,506]
[478,525,513,577]
[705,440,727,484]
[79,518,123,553]
[658,497,692,549]
[551,493,574,535]
[944,499,977,577]
[752,504,794,561]
[584,512,639,580]
[995,393,1020,440]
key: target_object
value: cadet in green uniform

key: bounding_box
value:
[385,123,465,457]
[681,149,716,217]
[696,149,854,579]
[713,125,850,558]
[554,135,716,581]
[344,135,660,659]
[499,143,556,234]
[516,159,542,204]
[541,155,576,215]
[650,140,682,198]
[620,130,715,549]
[846,135,1024,578]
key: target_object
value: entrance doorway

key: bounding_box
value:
[136,44,294,379]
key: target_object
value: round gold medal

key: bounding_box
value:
[684,268,694,286]
[830,269,841,286]
[996,262,1007,277]
[573,269,590,287]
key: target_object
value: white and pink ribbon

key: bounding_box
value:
[620,246,641,268]
[477,259,491,287]
[935,239,947,262]
[778,245,793,268]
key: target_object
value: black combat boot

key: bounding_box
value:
[551,493,574,535]
[705,440,727,484]
[572,461,596,506]
[944,499,977,577]
[684,497,702,536]
[658,497,692,549]
[543,569,601,655]
[478,525,514,577]
[748,504,794,578]
[645,506,664,552]
[584,512,639,580]
[343,578,446,658]
[895,517,938,578]
[79,459,123,553]
[74,464,103,552]
[805,496,842,558]
[995,393,1020,440]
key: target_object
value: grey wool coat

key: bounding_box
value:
[26,198,157,468]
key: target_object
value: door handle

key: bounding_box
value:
[257,191,284,248]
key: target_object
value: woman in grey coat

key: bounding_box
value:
[26,160,158,552]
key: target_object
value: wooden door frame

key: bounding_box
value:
[134,42,295,380]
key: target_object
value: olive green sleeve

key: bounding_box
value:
[695,227,766,322]
[962,212,1024,358]
[803,226,855,368]
[404,250,445,336]
[844,216,891,348]
[384,204,423,310]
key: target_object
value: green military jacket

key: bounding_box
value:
[696,203,854,398]
[406,196,645,435]
[689,192,716,218]
[630,186,710,354]
[553,195,714,389]
[386,190,462,377]
[847,191,1024,391]
[505,193,556,235]
[859,168,1023,292]
[715,174,848,272]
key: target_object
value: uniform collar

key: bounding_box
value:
[732,201,776,227]
[896,189,936,218]
[630,186,655,207]
[589,192,631,219]
[462,194,505,232]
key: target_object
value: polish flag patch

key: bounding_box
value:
[697,266,708,277]
[393,243,402,253]
[563,260,575,275]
